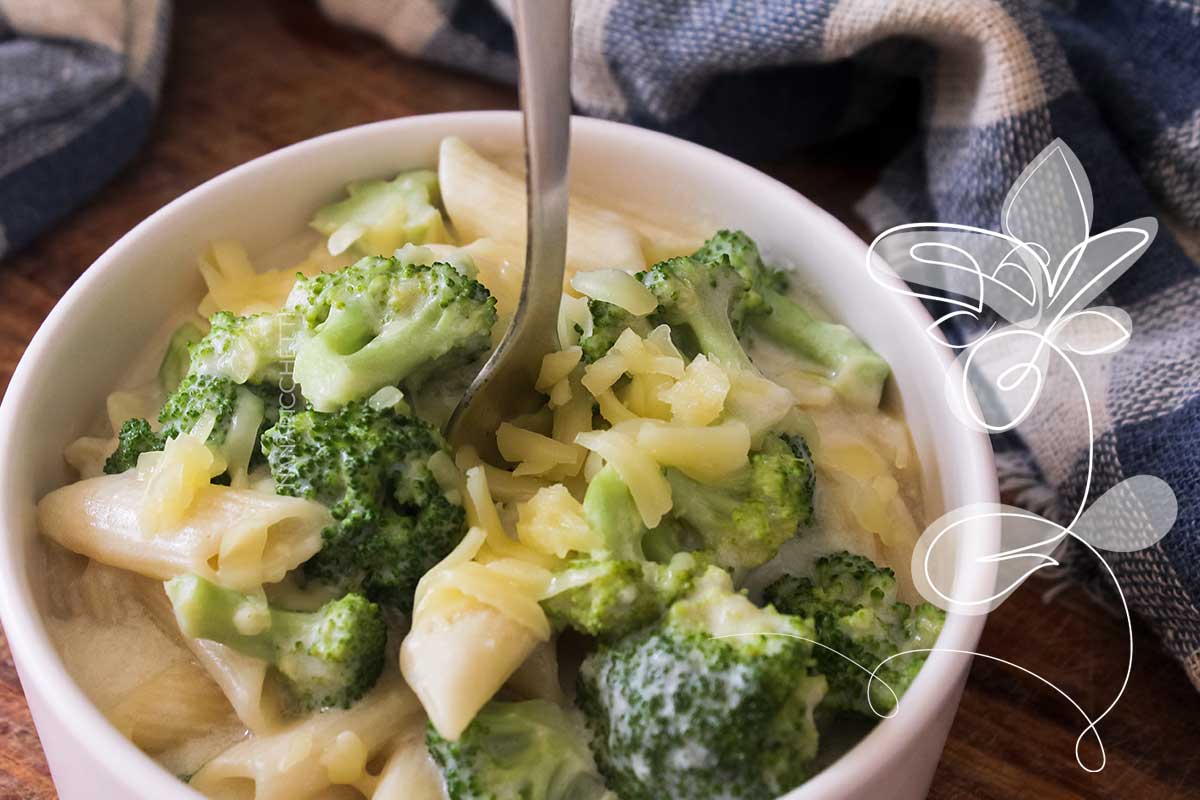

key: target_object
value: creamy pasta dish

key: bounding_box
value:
[36,137,943,800]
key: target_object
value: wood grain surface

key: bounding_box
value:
[2,2,1199,798]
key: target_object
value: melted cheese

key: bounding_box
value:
[570,268,658,315]
[575,430,672,528]
[516,485,599,558]
[138,415,225,535]
[660,353,730,426]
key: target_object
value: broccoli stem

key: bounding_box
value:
[689,303,754,371]
[582,466,647,561]
[753,288,889,409]
[158,321,205,393]
[165,574,387,710]
[166,574,295,661]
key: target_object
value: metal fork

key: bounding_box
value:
[445,0,572,457]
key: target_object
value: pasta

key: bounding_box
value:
[139,579,285,734]
[370,718,445,800]
[190,673,421,800]
[401,590,543,742]
[437,137,646,284]
[401,525,550,740]
[106,660,239,754]
[37,472,328,591]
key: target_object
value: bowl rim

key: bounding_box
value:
[0,110,997,799]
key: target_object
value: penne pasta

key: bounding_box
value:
[37,472,329,591]
[370,718,445,800]
[437,137,646,286]
[106,660,240,754]
[191,672,421,800]
[401,590,541,742]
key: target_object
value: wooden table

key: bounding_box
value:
[3,2,1199,798]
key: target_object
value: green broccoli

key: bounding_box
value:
[286,255,497,411]
[426,699,616,800]
[187,310,294,385]
[578,569,827,800]
[104,418,167,474]
[101,374,275,483]
[639,255,753,370]
[157,373,255,440]
[158,320,206,393]
[764,551,945,716]
[541,466,707,638]
[578,299,651,362]
[259,399,466,613]
[664,433,815,571]
[693,230,890,408]
[165,573,387,711]
[311,171,450,257]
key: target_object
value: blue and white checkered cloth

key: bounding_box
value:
[6,0,1200,688]
[0,0,169,259]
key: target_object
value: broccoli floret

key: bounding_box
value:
[639,255,753,370]
[427,700,616,800]
[693,230,890,408]
[664,433,815,571]
[544,554,705,640]
[103,418,166,474]
[259,400,466,613]
[764,551,945,715]
[165,574,386,711]
[187,310,294,385]
[161,373,275,479]
[578,299,651,362]
[578,569,827,800]
[286,256,497,411]
[157,373,241,441]
[102,374,275,481]
[541,466,707,639]
[158,320,205,393]
[582,464,647,562]
[311,171,450,257]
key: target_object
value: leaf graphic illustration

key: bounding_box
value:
[1054,307,1131,356]
[1072,476,1177,553]
[1045,219,1157,318]
[1002,139,1092,294]
[867,224,1044,330]
[912,502,1063,615]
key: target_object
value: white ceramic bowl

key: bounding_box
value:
[0,112,997,799]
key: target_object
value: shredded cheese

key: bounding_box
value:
[581,327,685,397]
[463,467,558,569]
[575,430,672,528]
[516,485,599,558]
[595,390,636,425]
[570,269,658,315]
[497,423,579,469]
[557,294,593,349]
[632,420,750,483]
[138,415,225,535]
[621,373,674,420]
[536,348,583,393]
[322,731,368,785]
[660,354,730,426]
[197,240,317,317]
[412,527,551,640]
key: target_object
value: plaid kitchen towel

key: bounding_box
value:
[319,0,1200,685]
[0,0,170,259]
